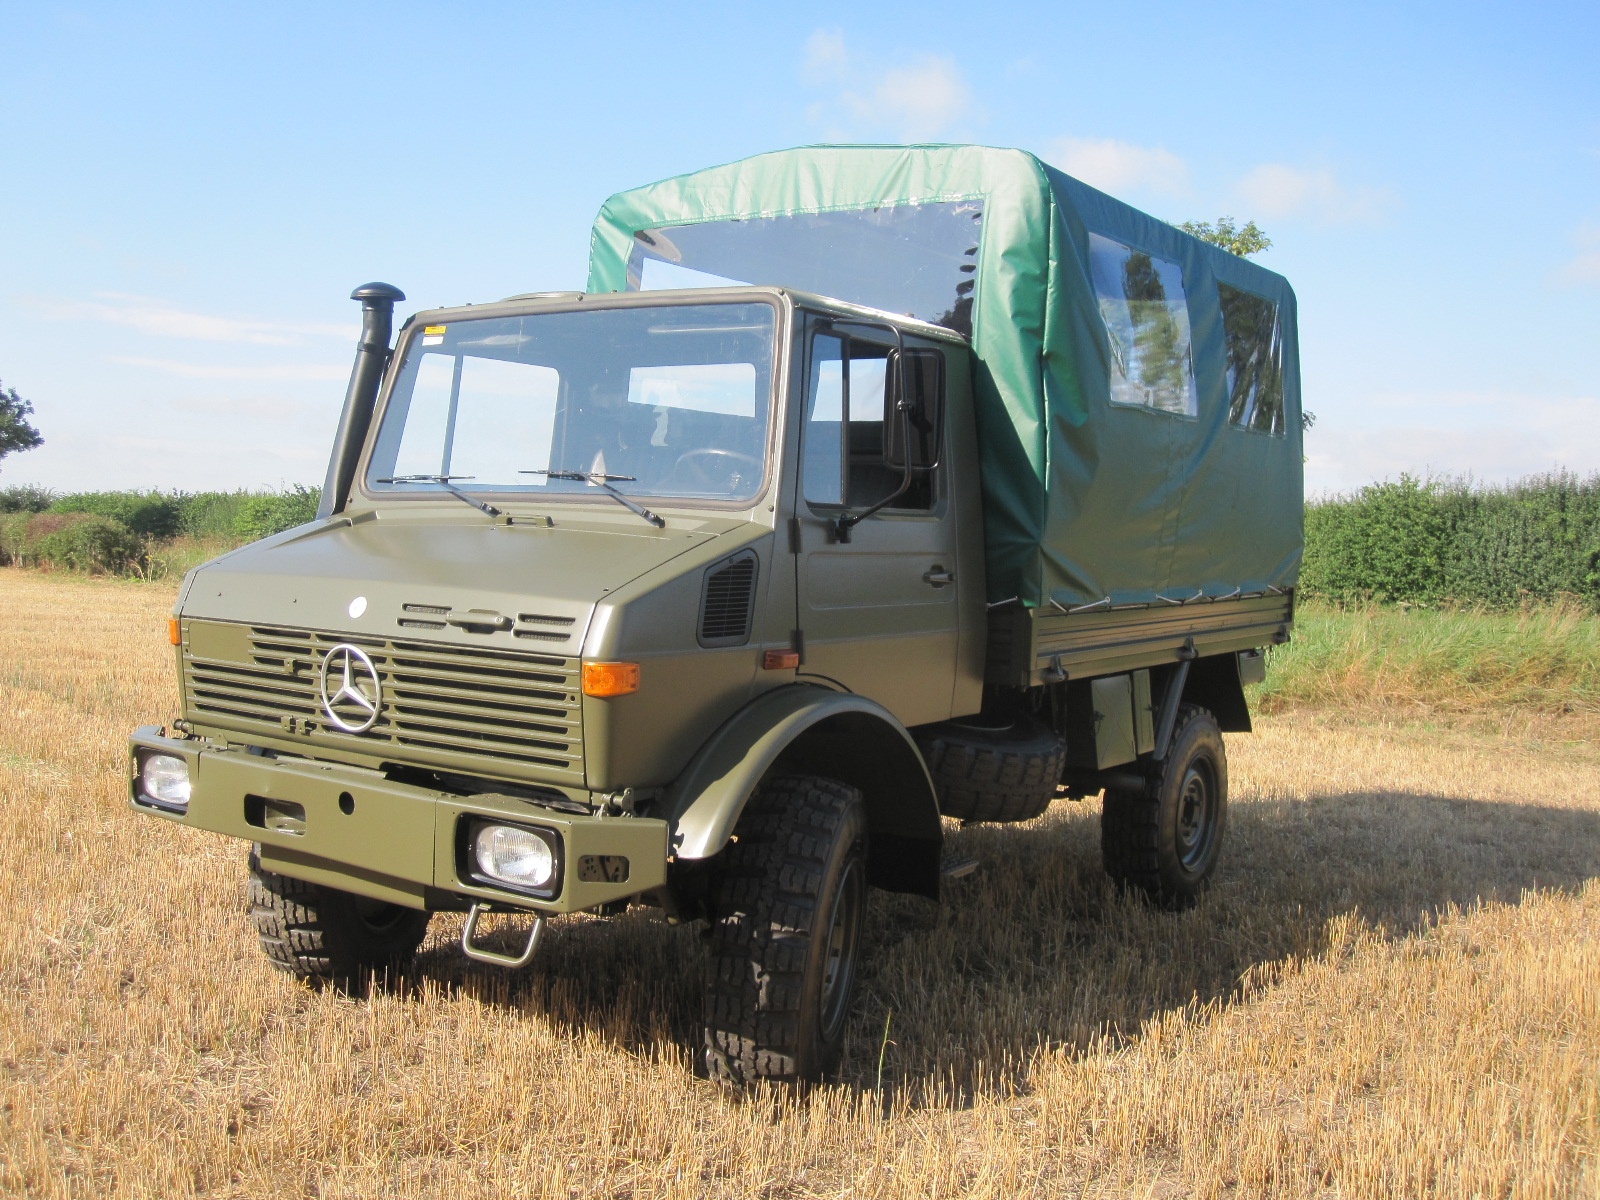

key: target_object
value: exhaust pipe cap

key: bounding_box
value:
[351,282,405,304]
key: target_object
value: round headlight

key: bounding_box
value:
[474,824,555,890]
[140,753,191,808]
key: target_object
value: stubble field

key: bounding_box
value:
[0,569,1595,1198]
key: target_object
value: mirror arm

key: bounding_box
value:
[828,319,910,544]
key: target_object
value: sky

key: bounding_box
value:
[2,1,1596,497]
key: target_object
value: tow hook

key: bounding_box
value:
[460,903,545,968]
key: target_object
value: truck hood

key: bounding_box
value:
[180,511,733,656]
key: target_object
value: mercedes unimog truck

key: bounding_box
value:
[129,146,1302,1084]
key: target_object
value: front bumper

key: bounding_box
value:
[129,726,668,914]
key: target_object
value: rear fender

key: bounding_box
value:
[665,685,943,898]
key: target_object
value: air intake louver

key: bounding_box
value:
[698,551,759,647]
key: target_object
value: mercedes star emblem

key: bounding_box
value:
[318,644,383,733]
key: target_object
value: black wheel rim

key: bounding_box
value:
[818,859,864,1042]
[1175,757,1218,871]
[353,897,411,937]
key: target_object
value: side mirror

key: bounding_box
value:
[882,349,944,471]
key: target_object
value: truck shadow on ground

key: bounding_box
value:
[409,786,1600,1100]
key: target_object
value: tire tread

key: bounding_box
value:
[704,775,864,1085]
[918,717,1066,822]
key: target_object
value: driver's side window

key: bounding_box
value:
[803,333,938,511]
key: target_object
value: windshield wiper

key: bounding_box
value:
[375,474,502,517]
[520,469,666,528]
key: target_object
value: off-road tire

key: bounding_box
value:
[916,714,1067,823]
[248,849,430,993]
[1101,704,1227,910]
[703,775,868,1085]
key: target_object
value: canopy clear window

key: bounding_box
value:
[367,302,777,504]
[1218,282,1286,436]
[1089,234,1198,418]
[626,201,984,337]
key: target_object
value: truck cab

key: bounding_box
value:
[131,284,987,1080]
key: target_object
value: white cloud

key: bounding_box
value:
[1556,253,1600,284]
[800,29,973,142]
[28,292,353,345]
[1235,164,1390,225]
[1553,223,1600,286]
[801,28,848,84]
[112,356,349,382]
[868,57,970,140]
[1045,137,1190,198]
[1304,390,1600,495]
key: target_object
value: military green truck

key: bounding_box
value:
[130,146,1302,1084]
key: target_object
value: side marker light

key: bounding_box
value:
[762,649,800,670]
[582,661,640,697]
[168,617,182,645]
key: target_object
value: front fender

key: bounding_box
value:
[664,684,942,895]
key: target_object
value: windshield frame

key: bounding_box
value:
[355,289,789,515]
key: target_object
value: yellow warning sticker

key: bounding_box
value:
[423,325,447,335]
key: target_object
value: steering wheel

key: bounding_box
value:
[666,448,762,492]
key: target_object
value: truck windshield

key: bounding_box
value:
[366,301,777,505]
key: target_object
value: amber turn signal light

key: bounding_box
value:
[582,661,640,697]
[167,617,182,646]
[762,649,800,670]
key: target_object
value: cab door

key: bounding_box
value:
[792,322,961,727]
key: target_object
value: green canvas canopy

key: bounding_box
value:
[588,144,1303,610]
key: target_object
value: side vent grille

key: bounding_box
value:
[698,551,758,647]
[515,613,577,643]
[399,602,448,630]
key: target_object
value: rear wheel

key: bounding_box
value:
[1100,705,1227,910]
[703,775,868,1085]
[248,848,430,993]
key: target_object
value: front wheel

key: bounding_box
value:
[248,849,430,993]
[703,775,868,1085]
[1101,705,1228,910]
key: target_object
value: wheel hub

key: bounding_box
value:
[1175,761,1215,869]
[818,860,863,1040]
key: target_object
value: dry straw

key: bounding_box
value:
[1,570,1595,1197]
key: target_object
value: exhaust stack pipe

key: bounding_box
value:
[318,282,405,519]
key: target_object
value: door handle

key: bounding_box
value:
[922,566,955,588]
[446,609,513,631]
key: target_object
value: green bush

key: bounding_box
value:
[0,485,56,513]
[0,511,142,573]
[233,484,321,541]
[0,511,30,560]
[175,491,255,539]
[1438,472,1600,606]
[0,484,323,576]
[1302,471,1600,609]
[50,491,183,539]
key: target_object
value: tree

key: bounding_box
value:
[0,380,43,470]
[1177,217,1272,259]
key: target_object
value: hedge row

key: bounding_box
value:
[0,485,321,541]
[1301,472,1600,608]
[0,511,144,573]
[0,485,321,573]
[6,474,1599,606]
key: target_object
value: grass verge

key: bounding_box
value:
[1254,600,1600,729]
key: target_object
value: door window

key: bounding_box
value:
[802,333,941,511]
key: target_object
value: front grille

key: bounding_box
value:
[183,623,584,785]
